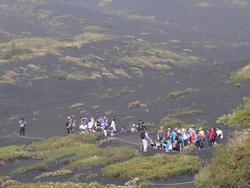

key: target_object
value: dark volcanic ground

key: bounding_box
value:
[0,0,250,187]
[0,59,249,145]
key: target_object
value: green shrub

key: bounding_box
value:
[0,46,32,60]
[227,97,250,129]
[0,145,32,160]
[0,133,137,176]
[168,107,202,118]
[195,132,250,188]
[230,64,250,83]
[12,159,52,174]
[49,71,68,80]
[166,88,194,99]
[103,154,202,180]
[0,176,123,188]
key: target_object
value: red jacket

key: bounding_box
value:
[209,130,215,140]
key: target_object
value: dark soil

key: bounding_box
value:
[0,0,250,187]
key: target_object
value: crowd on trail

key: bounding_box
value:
[65,116,224,153]
[137,121,224,153]
[65,115,125,137]
[17,116,223,154]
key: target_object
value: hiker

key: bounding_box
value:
[173,140,180,152]
[137,120,145,131]
[66,116,72,134]
[209,128,217,146]
[216,127,223,144]
[163,139,173,152]
[171,129,177,143]
[87,118,94,132]
[79,123,87,134]
[110,118,117,136]
[198,128,205,148]
[157,126,165,141]
[140,127,150,152]
[131,124,137,133]
[194,131,202,149]
[19,117,27,136]
[181,128,189,146]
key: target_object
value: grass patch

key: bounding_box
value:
[0,133,138,176]
[217,97,250,129]
[227,97,250,129]
[126,14,157,23]
[13,159,52,174]
[118,38,202,71]
[0,176,123,188]
[103,154,202,180]
[70,103,84,109]
[230,64,250,83]
[49,70,68,80]
[0,145,32,161]
[98,0,113,8]
[166,88,194,99]
[128,101,147,109]
[0,28,111,64]
[168,107,202,118]
[195,131,250,188]
[35,169,72,179]
[69,146,137,170]
[0,45,32,60]
[99,86,130,101]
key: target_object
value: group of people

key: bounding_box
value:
[17,116,223,155]
[65,115,121,137]
[139,123,224,153]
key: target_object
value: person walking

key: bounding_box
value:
[157,126,165,142]
[140,127,150,152]
[66,116,72,134]
[19,117,27,136]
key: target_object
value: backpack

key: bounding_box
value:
[19,120,26,128]
[140,131,145,139]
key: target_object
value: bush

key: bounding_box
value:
[166,88,194,99]
[0,133,138,176]
[230,64,250,83]
[102,154,202,180]
[227,97,250,129]
[195,131,250,188]
[0,145,32,160]
[0,176,122,188]
[0,46,32,60]
[49,71,68,80]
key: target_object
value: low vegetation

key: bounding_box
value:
[193,0,249,8]
[103,154,202,180]
[230,64,250,83]
[99,86,130,101]
[0,176,129,188]
[217,97,250,129]
[98,0,113,8]
[168,107,202,118]
[227,98,250,129]
[195,131,250,188]
[0,26,111,64]
[0,134,138,176]
[166,88,194,99]
[0,145,32,161]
